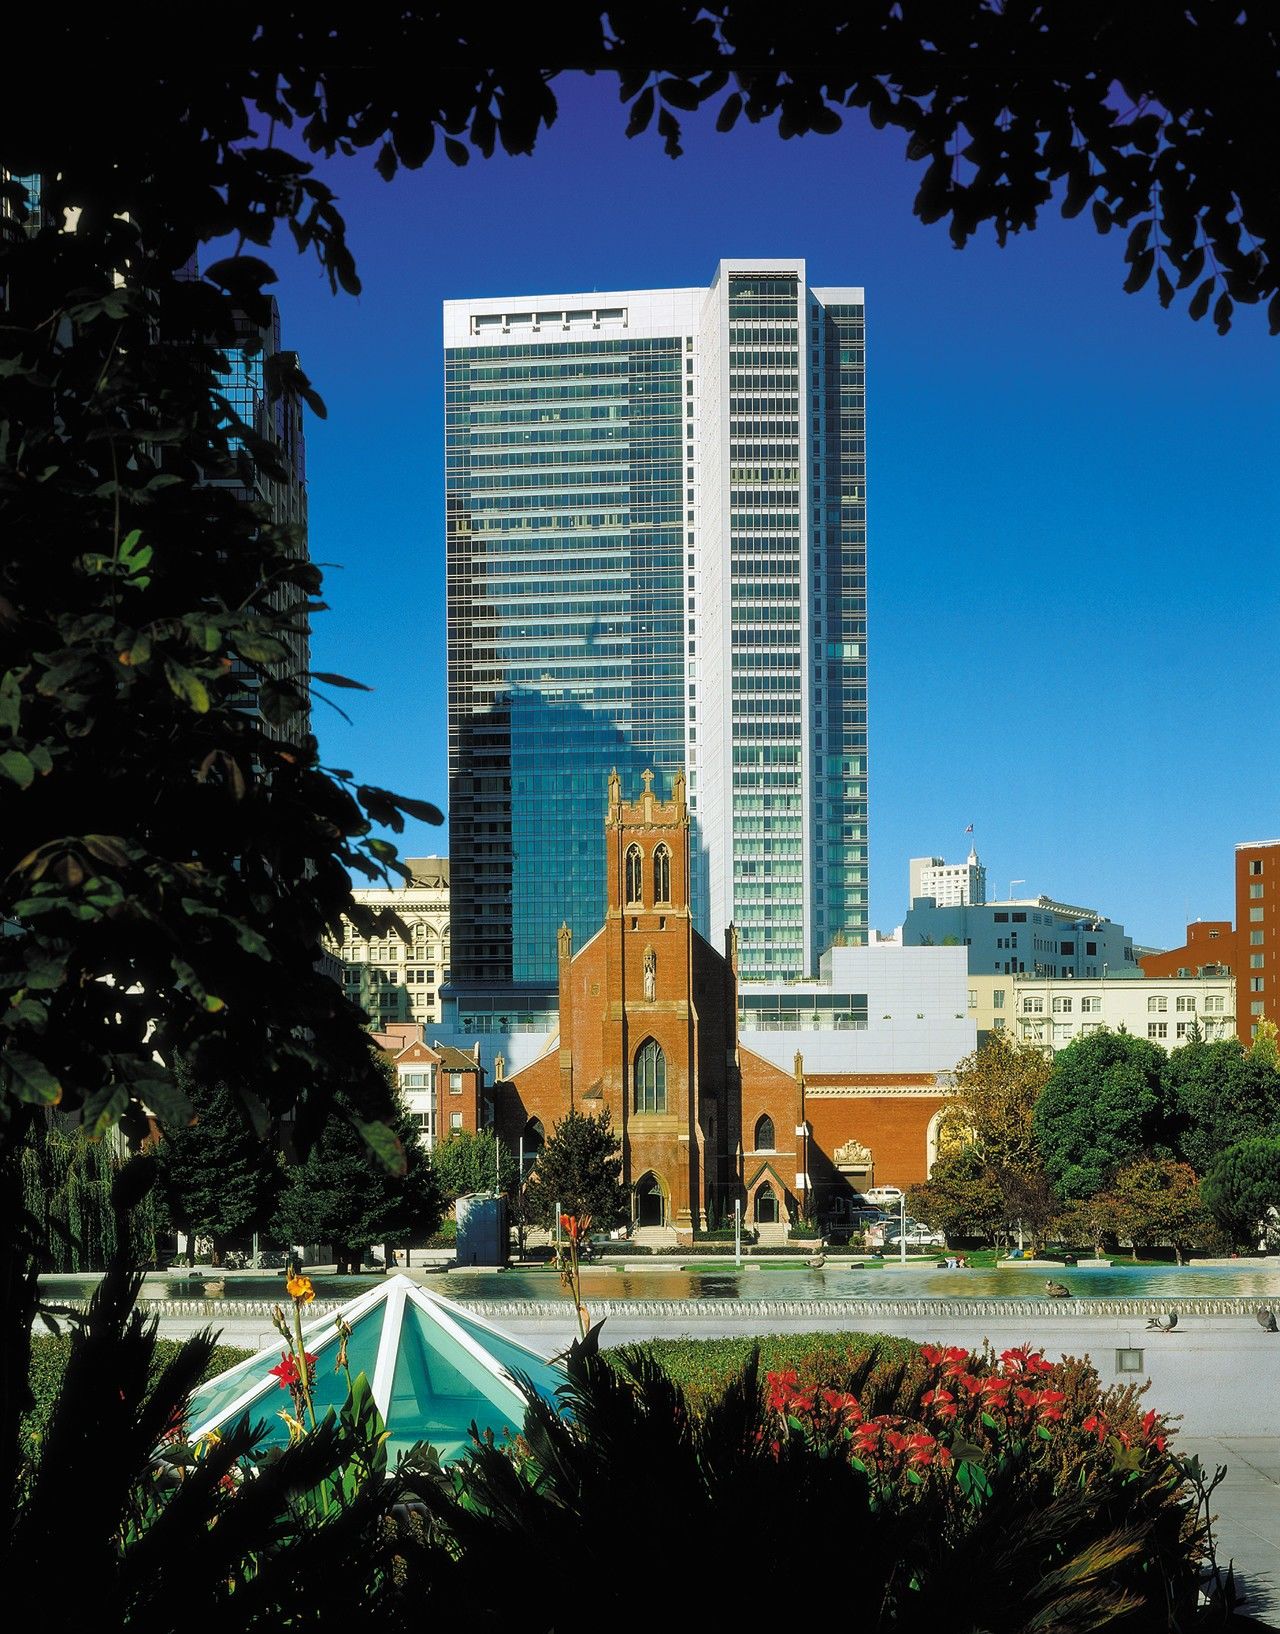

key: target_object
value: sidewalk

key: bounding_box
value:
[1181,1438,1280,1628]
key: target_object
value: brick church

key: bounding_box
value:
[488,770,947,1239]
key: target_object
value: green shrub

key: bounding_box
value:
[24,1335,253,1464]
[615,1331,924,1407]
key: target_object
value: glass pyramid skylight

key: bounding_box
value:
[184,1275,568,1466]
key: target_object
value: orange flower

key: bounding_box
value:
[559,1213,591,1243]
[286,1274,315,1303]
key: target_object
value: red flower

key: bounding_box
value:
[1141,1409,1168,1453]
[1014,1386,1067,1423]
[818,1387,863,1424]
[922,1387,957,1420]
[1082,1412,1108,1444]
[765,1369,800,1413]
[268,1350,317,1390]
[999,1346,1054,1377]
[920,1344,972,1377]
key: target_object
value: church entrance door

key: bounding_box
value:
[635,1173,665,1227]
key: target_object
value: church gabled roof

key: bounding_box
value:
[184,1276,566,1467]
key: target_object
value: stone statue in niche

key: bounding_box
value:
[643,945,656,1003]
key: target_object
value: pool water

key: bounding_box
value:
[43,1261,1280,1306]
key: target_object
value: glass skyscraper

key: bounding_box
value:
[444,260,867,1027]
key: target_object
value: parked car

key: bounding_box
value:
[883,1223,946,1250]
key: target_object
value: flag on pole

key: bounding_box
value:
[964,824,973,834]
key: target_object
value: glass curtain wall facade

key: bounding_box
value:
[445,299,694,1014]
[444,262,867,1017]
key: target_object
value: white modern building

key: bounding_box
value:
[902,894,1136,979]
[910,848,987,908]
[444,259,868,1026]
[330,858,450,1028]
[736,943,976,1076]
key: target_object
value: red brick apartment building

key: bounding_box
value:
[1140,838,1277,1044]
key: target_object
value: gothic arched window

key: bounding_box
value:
[754,1114,776,1151]
[625,844,643,905]
[634,1039,667,1114]
[653,843,671,904]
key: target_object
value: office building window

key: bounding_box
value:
[450,1111,463,1131]
[1252,955,1265,969]
[1080,996,1101,1013]
[1251,883,1264,899]
[1052,997,1073,1014]
[1175,995,1196,1012]
[1147,996,1168,1012]
[1022,997,1044,1014]
[993,989,1005,1008]
[1252,932,1264,945]
[1148,1022,1168,1039]
[1204,994,1226,1013]
[1251,859,1264,875]
[1252,977,1265,992]
[1251,907,1265,922]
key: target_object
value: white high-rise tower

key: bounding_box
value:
[444,259,867,1024]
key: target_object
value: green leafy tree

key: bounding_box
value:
[906,1145,1005,1243]
[1102,1157,1214,1265]
[1200,1138,1280,1251]
[1251,1017,1280,1069]
[21,1117,163,1272]
[1163,1037,1280,1174]
[936,1038,1055,1230]
[525,1109,627,1233]
[273,1096,443,1274]
[1034,1031,1173,1200]
[430,1129,518,1203]
[152,1065,284,1265]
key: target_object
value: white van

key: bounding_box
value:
[864,1185,904,1208]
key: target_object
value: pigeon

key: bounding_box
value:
[1146,1311,1178,1332]
[1044,1279,1072,1299]
[1257,1307,1278,1333]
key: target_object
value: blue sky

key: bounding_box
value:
[262,74,1279,950]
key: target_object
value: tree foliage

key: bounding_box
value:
[272,1095,443,1273]
[1101,1157,1213,1264]
[1162,1037,1280,1175]
[1034,1031,1173,1200]
[945,1037,1051,1174]
[21,1118,163,1273]
[906,1144,1005,1242]
[8,4,1278,337]
[152,1063,284,1264]
[525,1108,627,1232]
[1200,1137,1280,1251]
[429,1129,518,1204]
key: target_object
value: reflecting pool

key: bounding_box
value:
[42,1260,1280,1306]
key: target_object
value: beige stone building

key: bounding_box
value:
[330,858,450,1028]
[966,971,1236,1054]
